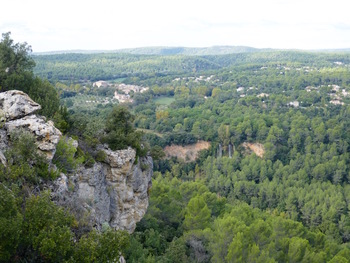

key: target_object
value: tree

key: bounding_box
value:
[183,196,211,231]
[287,237,310,263]
[0,184,22,262]
[218,124,230,145]
[160,237,189,263]
[211,87,222,97]
[0,32,59,118]
[102,106,144,156]
[0,32,35,92]
[53,137,83,174]
[22,192,74,262]
[226,232,245,263]
[150,146,165,161]
[29,77,60,118]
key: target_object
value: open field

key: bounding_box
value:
[153,96,175,105]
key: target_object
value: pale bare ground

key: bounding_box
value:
[242,142,265,158]
[164,141,211,162]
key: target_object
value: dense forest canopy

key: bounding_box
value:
[30,46,350,262]
[33,50,350,83]
[2,31,350,262]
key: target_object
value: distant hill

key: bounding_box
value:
[33,50,350,82]
[34,46,350,56]
[34,46,272,56]
[114,46,270,55]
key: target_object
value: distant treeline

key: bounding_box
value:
[33,51,350,82]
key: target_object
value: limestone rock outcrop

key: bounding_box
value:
[5,115,61,160]
[0,90,153,234]
[0,90,41,121]
[54,147,153,233]
[0,90,61,162]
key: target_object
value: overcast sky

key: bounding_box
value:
[1,0,350,52]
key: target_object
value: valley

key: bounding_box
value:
[30,49,350,262]
[2,32,350,261]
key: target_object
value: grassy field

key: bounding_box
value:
[63,94,118,111]
[153,96,175,105]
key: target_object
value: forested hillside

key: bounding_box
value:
[2,30,350,262]
[30,46,350,262]
[33,50,350,83]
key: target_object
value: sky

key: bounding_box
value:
[1,0,350,52]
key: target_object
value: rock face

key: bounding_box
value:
[0,90,153,233]
[55,147,153,233]
[0,90,61,163]
[0,90,41,121]
[5,115,61,160]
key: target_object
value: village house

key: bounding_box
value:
[288,101,300,108]
[257,93,269,98]
[330,100,344,106]
[93,81,109,88]
[113,84,149,103]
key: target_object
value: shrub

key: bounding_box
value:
[5,129,58,182]
[95,150,107,162]
[53,137,83,174]
[101,106,147,157]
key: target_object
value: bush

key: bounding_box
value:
[53,137,83,174]
[102,106,147,157]
[95,150,107,162]
[5,129,58,182]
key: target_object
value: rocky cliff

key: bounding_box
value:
[54,146,153,233]
[0,90,62,164]
[0,90,153,233]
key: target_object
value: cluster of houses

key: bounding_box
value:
[113,84,149,103]
[93,78,349,107]
[328,85,347,106]
[235,83,349,108]
[172,75,216,83]
[305,84,349,106]
[288,84,349,108]
[92,81,149,103]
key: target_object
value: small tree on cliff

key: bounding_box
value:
[0,32,59,118]
[102,106,145,156]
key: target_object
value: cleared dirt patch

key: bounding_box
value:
[242,142,265,158]
[164,141,211,162]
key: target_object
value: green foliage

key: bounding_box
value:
[4,129,58,182]
[150,145,165,160]
[53,137,83,174]
[0,184,22,262]
[95,149,107,162]
[23,192,74,262]
[0,32,59,118]
[53,106,71,133]
[0,128,129,261]
[73,229,129,263]
[153,96,175,106]
[158,237,190,263]
[128,174,346,262]
[0,32,35,92]
[6,35,350,262]
[29,77,60,118]
[0,186,130,262]
[102,105,146,156]
[183,196,211,231]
